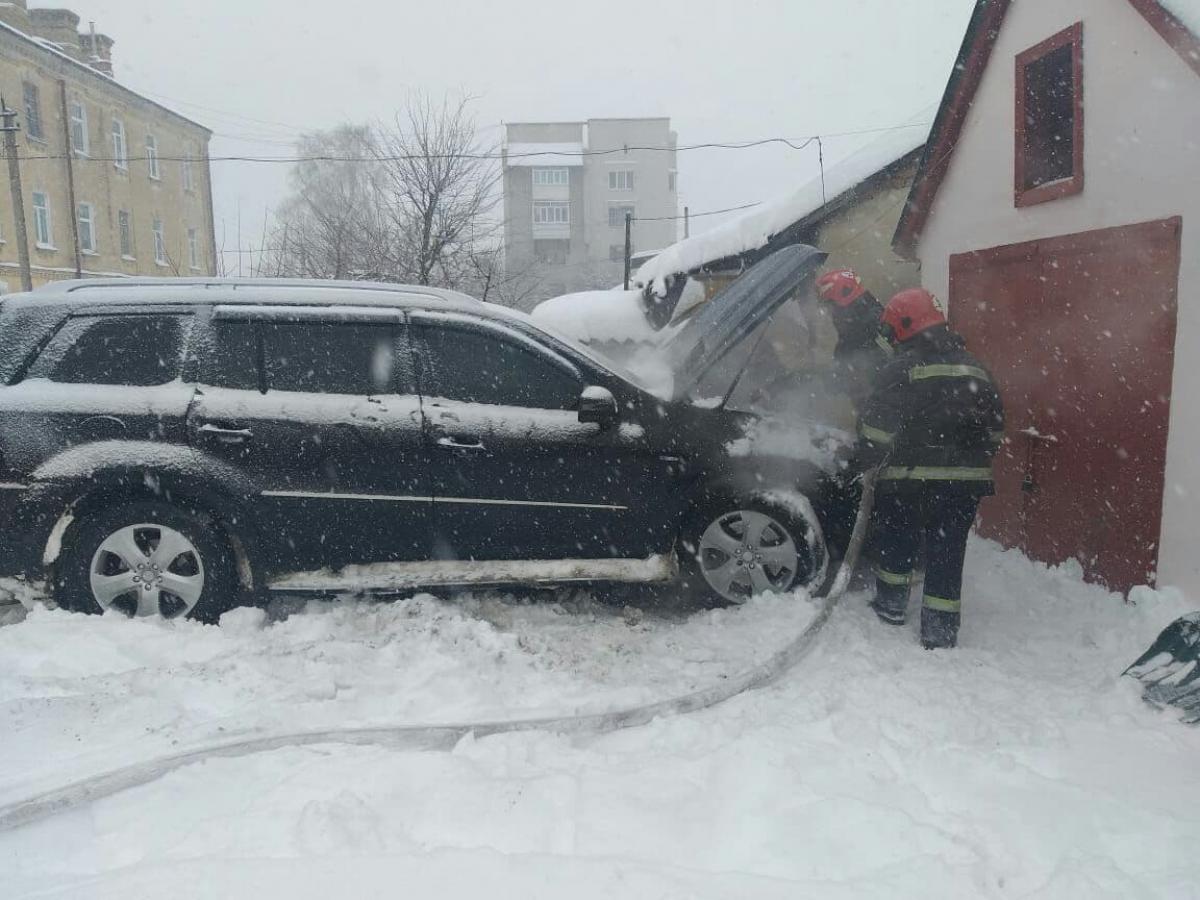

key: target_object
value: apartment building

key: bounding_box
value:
[503,118,678,296]
[0,1,215,291]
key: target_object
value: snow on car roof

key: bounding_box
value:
[9,278,483,312]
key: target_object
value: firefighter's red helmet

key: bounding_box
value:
[882,288,946,343]
[815,269,866,307]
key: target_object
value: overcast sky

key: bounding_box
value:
[73,0,976,274]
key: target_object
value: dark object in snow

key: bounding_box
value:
[1125,613,1200,724]
[0,247,859,619]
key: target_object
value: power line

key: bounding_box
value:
[14,122,929,166]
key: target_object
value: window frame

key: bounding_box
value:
[31,190,53,249]
[182,151,195,192]
[608,169,635,191]
[118,209,135,259]
[187,227,200,270]
[22,81,43,141]
[531,167,569,187]
[68,98,89,157]
[152,218,167,266]
[77,201,97,254]
[532,200,570,225]
[1014,21,1085,208]
[608,203,635,228]
[146,132,161,180]
[111,117,128,170]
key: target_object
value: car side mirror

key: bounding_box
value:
[579,386,618,427]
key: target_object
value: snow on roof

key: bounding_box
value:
[531,289,658,344]
[505,143,586,167]
[1160,0,1200,37]
[633,121,931,293]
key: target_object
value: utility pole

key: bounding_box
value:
[623,211,632,290]
[684,206,690,239]
[0,98,32,292]
[57,81,82,278]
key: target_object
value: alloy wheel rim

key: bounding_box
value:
[88,523,205,618]
[698,510,799,603]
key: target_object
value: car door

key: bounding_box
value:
[0,309,197,472]
[408,311,686,563]
[187,305,432,573]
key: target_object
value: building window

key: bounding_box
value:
[118,210,134,258]
[608,170,635,191]
[77,202,96,254]
[183,152,195,192]
[153,218,167,265]
[669,170,677,192]
[32,191,53,248]
[1015,22,1084,207]
[187,227,200,270]
[532,201,570,225]
[22,82,43,141]
[608,204,635,227]
[69,100,89,156]
[111,118,128,170]
[532,167,568,186]
[533,239,569,266]
[146,133,161,180]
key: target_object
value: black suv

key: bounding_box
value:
[0,245,841,621]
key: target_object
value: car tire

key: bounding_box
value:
[679,494,827,607]
[53,500,240,624]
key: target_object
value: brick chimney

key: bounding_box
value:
[27,7,83,59]
[0,0,33,32]
[79,24,114,76]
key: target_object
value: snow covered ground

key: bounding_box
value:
[2,539,1199,899]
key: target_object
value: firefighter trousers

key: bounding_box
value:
[870,483,982,622]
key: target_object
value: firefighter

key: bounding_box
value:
[852,288,1005,649]
[814,268,893,406]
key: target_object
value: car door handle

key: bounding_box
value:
[198,423,253,445]
[436,435,486,452]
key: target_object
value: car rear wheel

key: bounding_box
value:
[54,500,238,623]
[681,496,826,605]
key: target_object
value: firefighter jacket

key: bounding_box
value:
[855,325,1006,489]
[828,294,892,407]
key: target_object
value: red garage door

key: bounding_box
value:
[949,217,1181,592]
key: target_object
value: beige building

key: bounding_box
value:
[0,2,215,292]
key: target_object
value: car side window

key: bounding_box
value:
[26,314,189,386]
[208,322,262,391]
[416,324,580,410]
[263,322,408,395]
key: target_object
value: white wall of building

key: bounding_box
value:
[915,0,1200,595]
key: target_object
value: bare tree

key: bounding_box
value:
[368,92,500,286]
[266,125,379,280]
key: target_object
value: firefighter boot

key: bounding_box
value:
[870,583,909,626]
[921,607,960,650]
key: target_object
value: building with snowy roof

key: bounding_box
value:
[632,126,928,327]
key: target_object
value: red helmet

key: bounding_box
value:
[882,288,946,343]
[815,269,866,307]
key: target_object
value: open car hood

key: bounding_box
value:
[662,243,827,402]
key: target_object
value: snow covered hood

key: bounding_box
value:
[530,290,659,344]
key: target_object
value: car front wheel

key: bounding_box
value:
[53,500,238,623]
[681,496,826,605]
